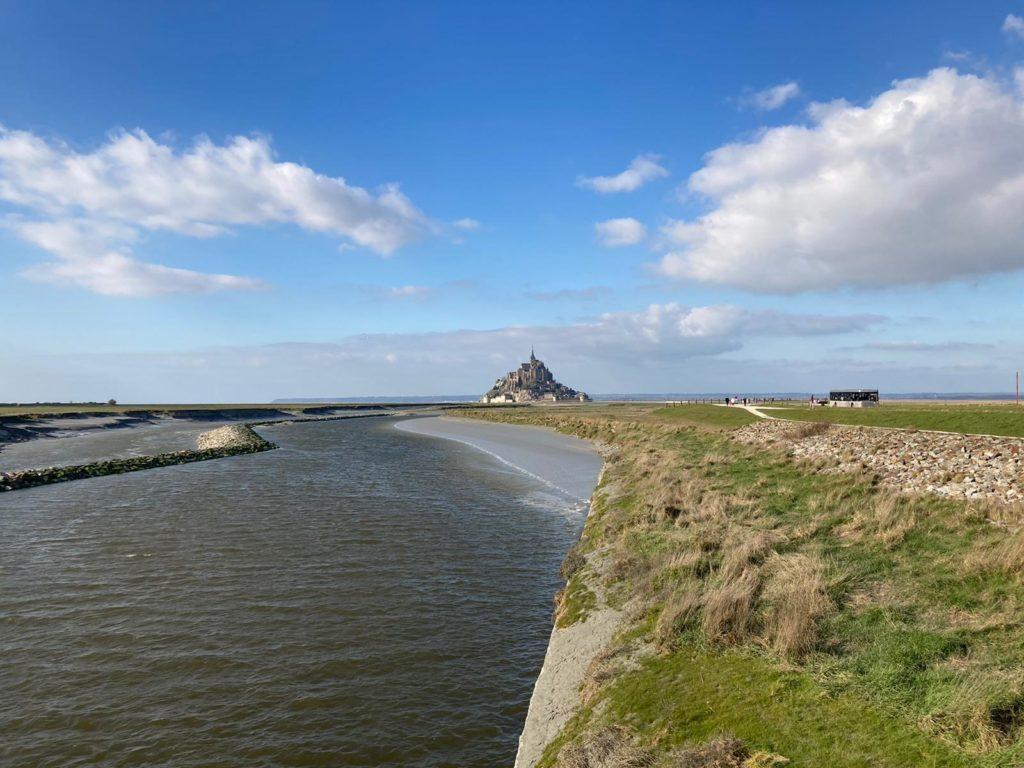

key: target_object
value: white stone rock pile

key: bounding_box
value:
[196,424,265,451]
[733,419,1024,504]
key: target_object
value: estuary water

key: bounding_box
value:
[0,415,601,767]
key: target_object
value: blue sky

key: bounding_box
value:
[2,1,1024,400]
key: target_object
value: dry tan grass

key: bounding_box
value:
[787,421,833,440]
[701,567,762,644]
[581,646,623,706]
[701,452,733,468]
[655,583,704,648]
[967,527,1024,575]
[667,735,749,767]
[923,670,1024,752]
[762,552,834,658]
[838,492,918,549]
[720,528,780,580]
[872,494,919,547]
[557,726,654,768]
[561,543,587,580]
[648,480,697,523]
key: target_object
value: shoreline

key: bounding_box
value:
[512,459,617,768]
[395,414,609,766]
[395,414,601,504]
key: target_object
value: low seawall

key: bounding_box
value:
[0,412,400,492]
[0,424,276,493]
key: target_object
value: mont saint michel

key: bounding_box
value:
[480,350,591,403]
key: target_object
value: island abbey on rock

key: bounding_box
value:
[480,350,591,404]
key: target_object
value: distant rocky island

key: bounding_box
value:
[480,350,590,403]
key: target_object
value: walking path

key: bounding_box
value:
[713,403,775,420]
[716,402,1021,440]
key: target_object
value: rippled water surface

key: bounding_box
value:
[0,415,601,767]
[0,417,235,471]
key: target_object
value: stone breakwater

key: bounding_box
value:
[195,424,269,451]
[734,419,1024,504]
[0,424,276,493]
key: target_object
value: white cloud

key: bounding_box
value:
[0,304,882,400]
[658,68,1024,292]
[840,340,995,353]
[1004,14,1024,39]
[10,218,264,296]
[738,81,801,111]
[387,284,433,299]
[595,217,646,247]
[525,286,610,301]
[577,154,668,194]
[23,251,263,297]
[452,217,481,230]
[0,127,431,295]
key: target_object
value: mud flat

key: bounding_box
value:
[395,415,601,503]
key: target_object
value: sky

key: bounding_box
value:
[2,1,1024,401]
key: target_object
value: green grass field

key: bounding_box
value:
[765,402,1024,437]
[649,403,761,429]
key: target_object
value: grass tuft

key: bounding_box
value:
[668,735,749,767]
[556,726,654,768]
[701,567,762,645]
[787,421,832,439]
[762,552,834,659]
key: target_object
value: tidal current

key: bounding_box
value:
[0,415,601,767]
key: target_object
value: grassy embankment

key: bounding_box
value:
[462,403,1024,767]
[762,402,1024,438]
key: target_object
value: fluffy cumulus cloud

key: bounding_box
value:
[577,154,668,194]
[2,303,883,401]
[738,81,801,111]
[1004,14,1024,39]
[0,127,430,295]
[595,217,647,247]
[658,68,1024,292]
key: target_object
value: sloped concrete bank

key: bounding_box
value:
[515,552,621,768]
[514,457,622,768]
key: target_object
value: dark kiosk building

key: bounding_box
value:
[828,389,879,408]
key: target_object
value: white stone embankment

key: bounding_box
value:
[195,424,267,451]
[735,419,1024,504]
